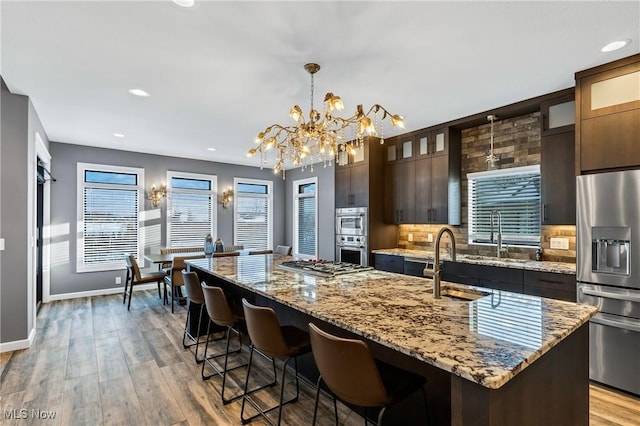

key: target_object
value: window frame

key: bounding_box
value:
[467,165,541,248]
[166,171,217,248]
[76,162,144,273]
[292,177,318,259]
[233,177,273,251]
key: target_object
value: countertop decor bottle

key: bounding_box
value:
[214,238,224,253]
[535,246,543,261]
[204,234,214,258]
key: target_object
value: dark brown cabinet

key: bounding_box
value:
[384,161,415,223]
[373,253,404,273]
[523,270,576,302]
[540,89,576,225]
[384,127,461,225]
[576,54,640,173]
[335,138,397,264]
[335,145,368,208]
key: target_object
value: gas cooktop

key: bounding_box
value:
[277,260,373,277]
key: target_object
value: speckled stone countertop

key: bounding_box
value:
[188,255,595,389]
[372,248,576,275]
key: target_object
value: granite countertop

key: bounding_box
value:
[372,248,577,275]
[188,255,595,390]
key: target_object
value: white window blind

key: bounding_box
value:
[468,165,541,247]
[234,179,272,250]
[293,178,317,259]
[77,164,143,272]
[167,172,216,248]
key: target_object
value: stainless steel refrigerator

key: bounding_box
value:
[577,170,640,396]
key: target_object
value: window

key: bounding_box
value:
[167,172,217,248]
[77,163,144,272]
[234,178,272,250]
[293,177,317,259]
[468,165,541,247]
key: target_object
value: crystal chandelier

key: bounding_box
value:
[247,63,405,177]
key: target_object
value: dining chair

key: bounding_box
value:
[275,245,292,255]
[164,254,205,312]
[308,322,429,425]
[123,254,166,310]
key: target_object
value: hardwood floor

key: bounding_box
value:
[1,290,638,425]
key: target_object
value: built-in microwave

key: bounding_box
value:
[335,207,367,236]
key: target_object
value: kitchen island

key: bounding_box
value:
[188,255,596,425]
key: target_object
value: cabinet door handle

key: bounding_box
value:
[543,204,549,222]
[432,208,437,222]
[400,209,404,222]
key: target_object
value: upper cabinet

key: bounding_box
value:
[540,89,576,225]
[335,143,368,208]
[384,127,461,225]
[576,54,640,173]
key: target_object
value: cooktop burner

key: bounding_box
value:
[277,260,373,277]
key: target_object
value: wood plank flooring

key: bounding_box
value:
[1,290,638,425]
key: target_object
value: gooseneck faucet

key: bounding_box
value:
[423,227,457,299]
[490,210,504,258]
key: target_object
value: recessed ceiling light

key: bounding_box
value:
[113,133,125,138]
[601,39,631,52]
[207,147,217,152]
[173,0,195,7]
[128,88,150,97]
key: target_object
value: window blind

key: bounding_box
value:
[468,166,541,246]
[83,187,139,268]
[293,179,317,258]
[297,196,316,256]
[169,192,213,247]
[235,195,270,250]
[77,163,143,273]
[166,173,216,248]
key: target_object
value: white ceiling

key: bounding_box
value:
[2,1,639,168]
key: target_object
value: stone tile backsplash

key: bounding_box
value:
[395,111,576,264]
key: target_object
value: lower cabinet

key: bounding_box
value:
[523,270,576,302]
[374,254,404,273]
[442,261,524,294]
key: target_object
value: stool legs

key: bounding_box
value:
[240,347,300,425]
[312,376,339,426]
[182,300,208,362]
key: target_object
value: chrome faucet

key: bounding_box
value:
[423,227,456,299]
[490,210,506,258]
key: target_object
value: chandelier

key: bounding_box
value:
[486,114,499,170]
[247,63,405,177]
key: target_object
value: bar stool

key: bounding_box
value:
[123,254,166,310]
[181,271,211,363]
[240,299,311,425]
[200,284,254,404]
[309,323,430,426]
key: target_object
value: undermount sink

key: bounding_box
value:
[426,286,490,301]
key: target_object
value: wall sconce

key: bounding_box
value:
[147,183,166,208]
[219,188,233,208]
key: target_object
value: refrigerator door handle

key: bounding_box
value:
[591,313,640,333]
[581,288,640,303]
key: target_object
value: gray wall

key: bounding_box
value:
[1,78,50,344]
[49,142,287,296]
[285,164,336,261]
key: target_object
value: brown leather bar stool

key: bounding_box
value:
[124,254,166,310]
[181,271,211,363]
[201,283,274,404]
[309,323,430,426]
[240,299,311,425]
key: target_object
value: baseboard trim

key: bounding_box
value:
[47,283,158,301]
[0,327,36,353]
